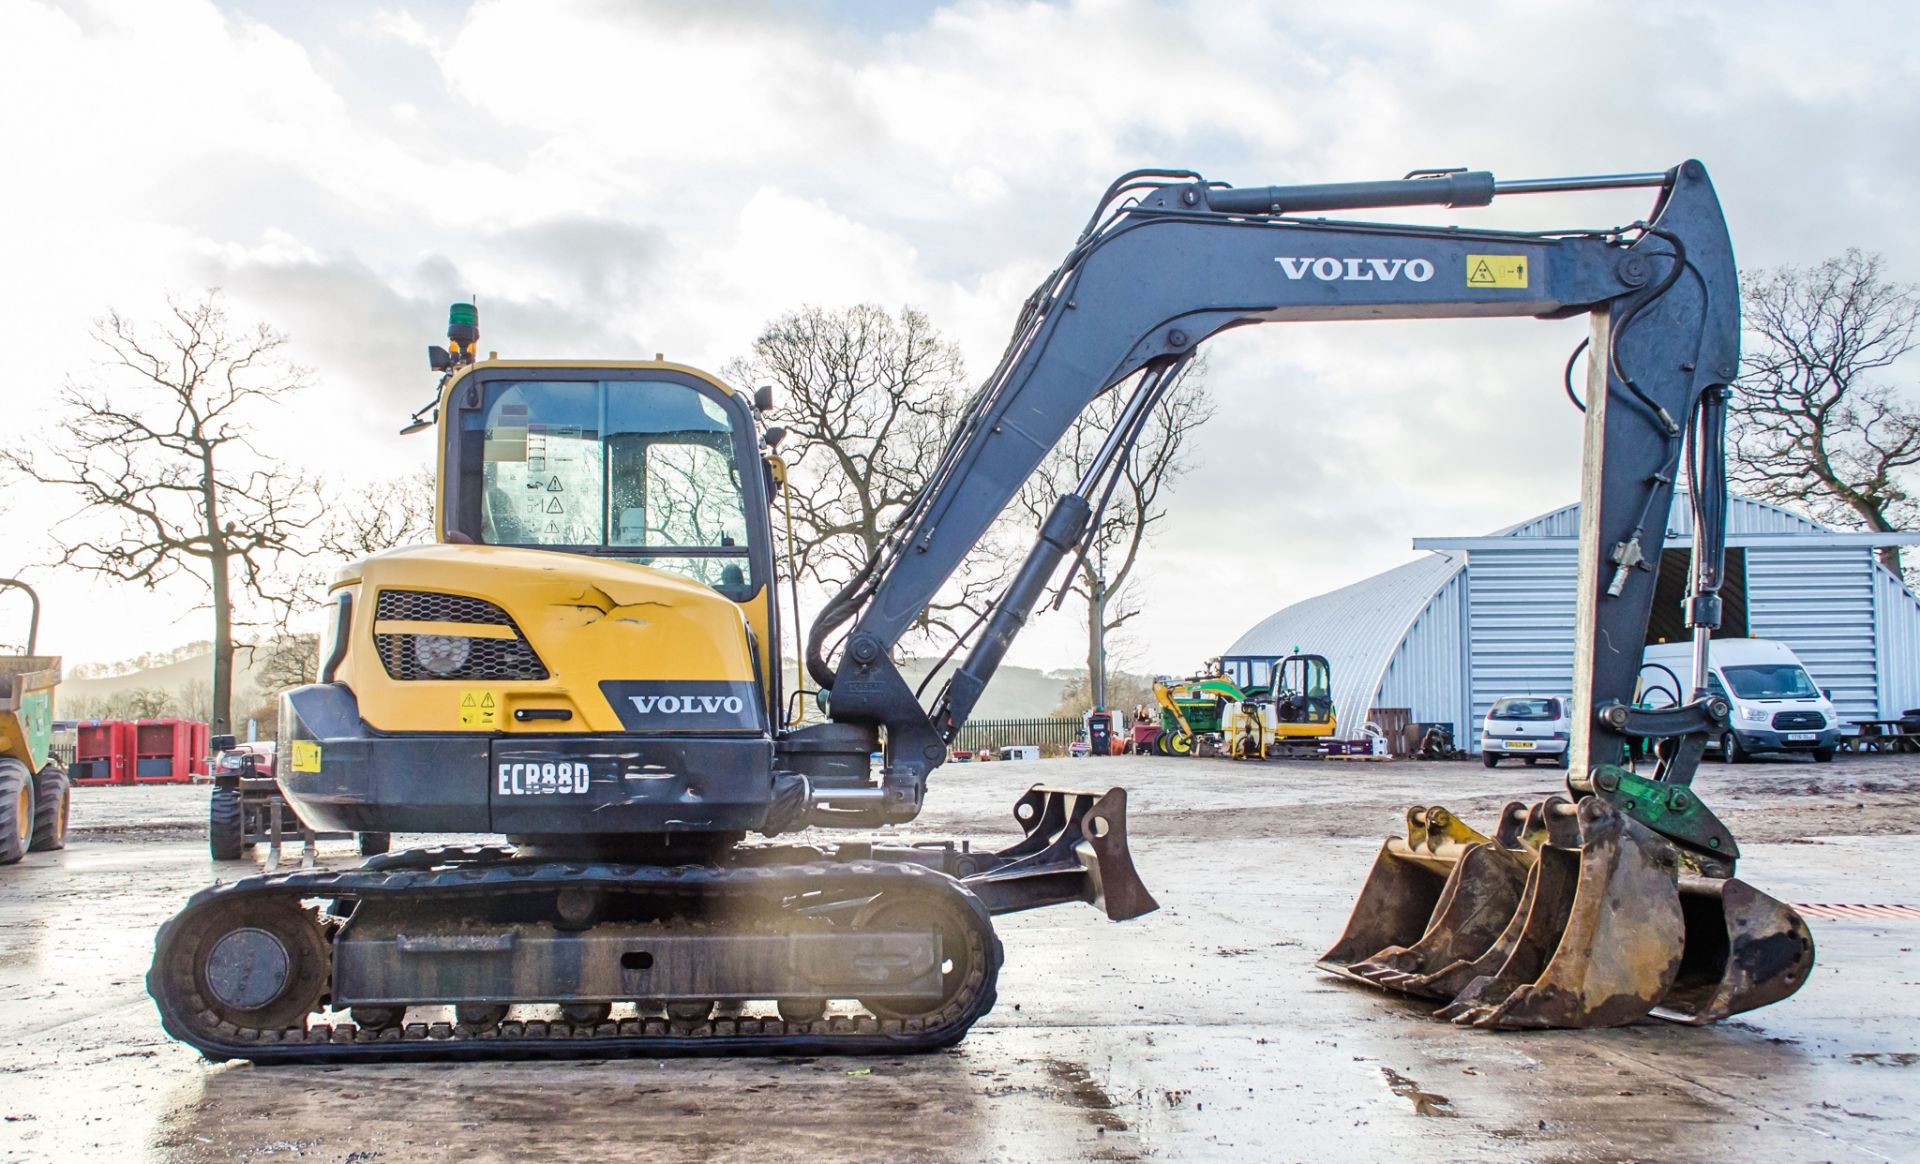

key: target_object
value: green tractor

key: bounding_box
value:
[0,580,70,864]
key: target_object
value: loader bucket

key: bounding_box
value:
[1319,806,1489,971]
[1651,876,1816,1024]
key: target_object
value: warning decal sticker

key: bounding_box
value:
[460,689,500,729]
[1466,254,1528,289]
[290,740,323,773]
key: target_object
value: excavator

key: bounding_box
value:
[149,160,1812,1061]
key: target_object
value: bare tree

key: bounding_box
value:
[317,468,438,560]
[254,633,320,694]
[2,292,319,732]
[1732,250,1920,575]
[725,304,1008,653]
[1018,362,1214,709]
[268,466,438,633]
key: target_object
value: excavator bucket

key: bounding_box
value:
[1653,876,1817,1024]
[1327,795,1813,1030]
[1449,797,1684,1029]
[1319,806,1489,972]
[1343,801,1540,999]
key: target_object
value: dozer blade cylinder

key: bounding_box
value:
[1651,876,1816,1024]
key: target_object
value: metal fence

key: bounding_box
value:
[50,741,76,768]
[952,717,1083,758]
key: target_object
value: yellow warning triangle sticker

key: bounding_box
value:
[479,693,496,708]
[1469,259,1495,285]
[461,693,477,707]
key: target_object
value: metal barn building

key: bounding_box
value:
[1226,494,1920,749]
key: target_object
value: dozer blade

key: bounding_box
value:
[1651,876,1817,1024]
[961,785,1158,921]
[1318,806,1489,973]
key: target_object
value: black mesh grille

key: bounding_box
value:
[376,589,515,625]
[1771,710,1826,731]
[373,590,549,681]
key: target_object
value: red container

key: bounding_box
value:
[187,721,211,777]
[132,718,199,784]
[72,720,135,785]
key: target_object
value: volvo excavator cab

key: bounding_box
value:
[152,159,1813,1063]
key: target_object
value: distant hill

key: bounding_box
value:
[896,659,1070,720]
[58,646,1073,724]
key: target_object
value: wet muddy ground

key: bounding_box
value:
[4,753,1918,1162]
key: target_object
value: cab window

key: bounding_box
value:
[458,378,755,596]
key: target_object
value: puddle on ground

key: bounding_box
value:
[1847,1052,1918,1067]
[1040,1058,1129,1131]
[1380,1066,1456,1117]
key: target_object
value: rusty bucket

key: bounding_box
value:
[1324,794,1813,1031]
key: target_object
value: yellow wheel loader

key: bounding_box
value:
[150,161,1810,1062]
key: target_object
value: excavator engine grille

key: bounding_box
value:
[373,590,550,682]
[376,590,516,626]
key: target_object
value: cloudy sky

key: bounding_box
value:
[3,0,1918,677]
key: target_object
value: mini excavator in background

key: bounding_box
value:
[149,160,1812,1062]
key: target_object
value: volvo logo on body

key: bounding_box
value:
[628,693,746,715]
[1275,256,1434,283]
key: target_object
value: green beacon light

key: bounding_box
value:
[447,302,479,362]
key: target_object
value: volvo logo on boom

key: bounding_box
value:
[1275,257,1434,283]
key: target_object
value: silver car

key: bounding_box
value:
[1481,696,1570,768]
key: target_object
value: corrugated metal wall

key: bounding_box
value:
[1465,546,1579,748]
[1374,566,1468,737]
[1746,546,1879,724]
[1874,563,1920,717]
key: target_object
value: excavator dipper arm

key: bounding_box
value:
[812,161,1737,824]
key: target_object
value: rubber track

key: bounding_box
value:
[148,856,1003,1064]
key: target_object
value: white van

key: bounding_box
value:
[1639,638,1840,763]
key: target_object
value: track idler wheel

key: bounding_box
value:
[157,893,331,1040]
[855,892,985,1021]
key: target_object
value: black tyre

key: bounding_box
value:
[1719,732,1745,764]
[1556,751,1572,770]
[0,758,32,865]
[29,762,70,851]
[1812,747,1835,763]
[209,787,246,861]
[1482,752,1499,769]
[356,831,391,856]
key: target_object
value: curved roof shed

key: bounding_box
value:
[1227,494,1920,745]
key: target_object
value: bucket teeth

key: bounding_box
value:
[1324,792,1814,1030]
